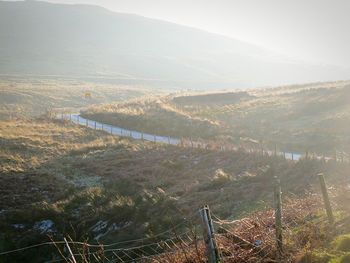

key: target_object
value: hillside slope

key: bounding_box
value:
[1,118,349,262]
[0,78,150,119]
[83,81,350,154]
[0,1,348,88]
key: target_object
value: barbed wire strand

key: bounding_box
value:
[0,211,201,257]
[71,232,198,263]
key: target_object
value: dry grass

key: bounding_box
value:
[0,78,151,119]
[81,81,350,155]
[177,81,350,155]
[149,194,350,263]
[0,119,124,209]
[1,115,349,263]
[82,98,220,139]
[0,119,118,173]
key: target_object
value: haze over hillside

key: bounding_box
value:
[0,0,349,89]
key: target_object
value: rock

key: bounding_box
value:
[91,220,108,233]
[93,221,132,241]
[33,220,55,234]
[12,224,25,229]
[254,240,262,246]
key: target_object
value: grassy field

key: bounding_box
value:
[82,98,220,139]
[83,81,350,155]
[1,80,350,262]
[0,78,153,120]
[0,117,349,262]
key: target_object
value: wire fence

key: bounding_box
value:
[209,193,325,263]
[0,178,342,263]
[0,211,206,263]
[0,234,201,263]
[57,230,200,263]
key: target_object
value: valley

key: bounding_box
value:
[82,81,350,157]
[1,79,350,262]
[0,2,349,261]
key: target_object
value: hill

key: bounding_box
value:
[0,78,151,119]
[82,81,350,155]
[0,1,348,89]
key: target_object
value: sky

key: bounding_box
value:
[11,0,350,68]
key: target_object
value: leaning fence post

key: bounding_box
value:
[199,205,220,263]
[274,144,277,157]
[64,237,77,263]
[318,173,334,226]
[274,176,283,260]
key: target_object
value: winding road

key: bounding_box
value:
[58,113,309,161]
[61,113,180,145]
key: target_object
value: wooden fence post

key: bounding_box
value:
[199,206,220,263]
[274,176,283,260]
[154,135,156,142]
[274,144,277,157]
[94,121,97,130]
[77,115,80,124]
[318,173,335,226]
[110,126,113,134]
[85,119,88,127]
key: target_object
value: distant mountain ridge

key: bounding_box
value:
[0,0,348,89]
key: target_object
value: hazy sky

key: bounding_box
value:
[11,0,350,68]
